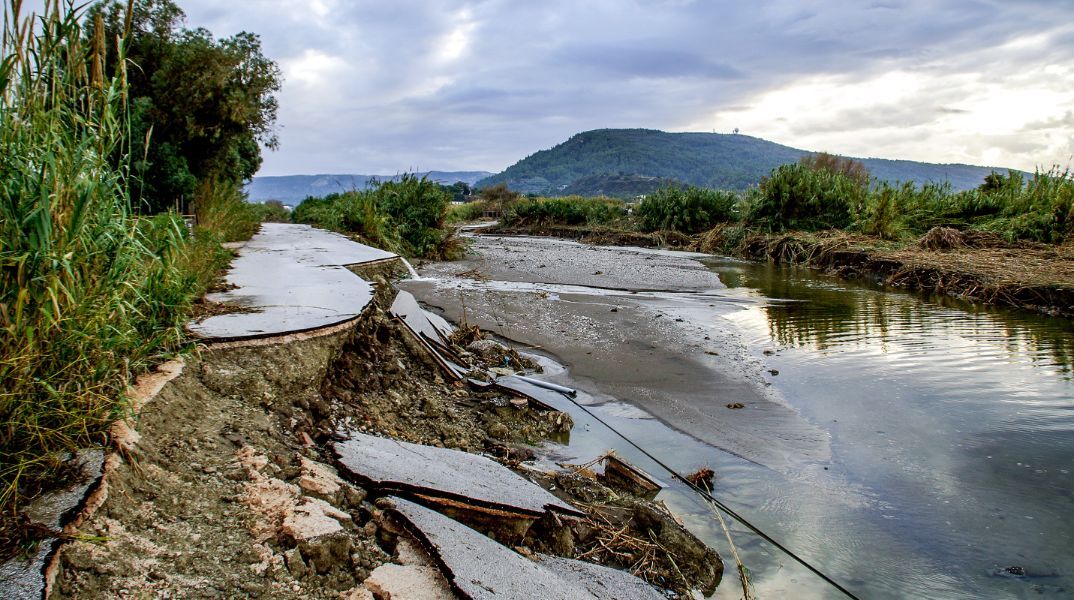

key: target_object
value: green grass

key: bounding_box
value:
[0,1,240,550]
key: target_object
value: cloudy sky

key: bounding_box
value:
[175,0,1074,176]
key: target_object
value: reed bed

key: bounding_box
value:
[0,0,230,549]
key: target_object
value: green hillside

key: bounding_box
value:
[476,129,1016,195]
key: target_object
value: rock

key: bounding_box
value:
[339,587,375,600]
[298,457,344,498]
[284,547,309,579]
[299,532,354,575]
[281,497,352,542]
[364,564,454,600]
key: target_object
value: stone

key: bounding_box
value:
[298,457,344,498]
[281,497,352,542]
[363,564,454,600]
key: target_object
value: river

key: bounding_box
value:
[401,234,1074,599]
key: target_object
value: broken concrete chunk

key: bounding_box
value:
[363,563,455,600]
[281,497,352,543]
[298,457,344,498]
[389,291,453,346]
[536,554,667,600]
[332,433,581,520]
[24,449,105,531]
[0,539,57,600]
[382,497,665,600]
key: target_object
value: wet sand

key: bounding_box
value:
[404,235,830,470]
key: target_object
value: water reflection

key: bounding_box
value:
[714,260,1074,377]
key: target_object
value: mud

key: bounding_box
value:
[495,223,1074,318]
[406,235,832,470]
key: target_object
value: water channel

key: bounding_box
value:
[403,235,1074,599]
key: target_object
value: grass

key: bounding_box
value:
[0,1,244,553]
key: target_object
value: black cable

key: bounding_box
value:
[561,393,864,600]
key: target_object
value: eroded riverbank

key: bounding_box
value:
[406,234,1074,599]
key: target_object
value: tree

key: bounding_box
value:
[88,1,281,213]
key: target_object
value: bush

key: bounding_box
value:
[252,200,291,223]
[193,178,261,242]
[291,174,455,258]
[635,186,737,233]
[447,201,486,223]
[375,174,451,257]
[502,196,627,227]
[745,164,865,232]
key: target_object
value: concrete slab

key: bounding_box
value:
[187,224,396,341]
[333,433,581,519]
[383,497,665,600]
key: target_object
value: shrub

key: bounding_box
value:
[253,200,291,222]
[292,174,455,258]
[447,200,486,223]
[635,185,737,233]
[502,196,627,227]
[193,178,261,242]
[745,164,864,232]
[374,174,451,257]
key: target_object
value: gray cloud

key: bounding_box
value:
[159,0,1074,174]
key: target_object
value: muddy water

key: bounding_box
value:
[403,235,1074,599]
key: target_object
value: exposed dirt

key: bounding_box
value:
[54,279,717,597]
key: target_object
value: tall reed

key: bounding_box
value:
[0,0,225,534]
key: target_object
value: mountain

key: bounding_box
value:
[475,129,1015,196]
[246,171,493,204]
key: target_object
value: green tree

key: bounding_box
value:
[88,0,281,213]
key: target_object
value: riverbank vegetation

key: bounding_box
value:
[292,174,466,259]
[489,154,1074,315]
[0,1,280,553]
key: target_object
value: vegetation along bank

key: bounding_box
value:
[476,155,1074,318]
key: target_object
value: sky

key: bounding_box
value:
[42,1,1074,175]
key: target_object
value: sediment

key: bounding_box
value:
[490,223,1074,318]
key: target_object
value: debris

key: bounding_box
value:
[600,453,663,500]
[333,433,583,522]
[685,468,716,493]
[363,563,455,599]
[726,403,745,409]
[380,496,665,600]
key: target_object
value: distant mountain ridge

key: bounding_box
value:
[246,171,492,204]
[476,129,1016,196]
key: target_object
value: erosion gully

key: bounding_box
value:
[401,234,1073,599]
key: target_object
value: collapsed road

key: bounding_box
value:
[3,223,723,599]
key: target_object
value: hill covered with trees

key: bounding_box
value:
[476,129,1016,196]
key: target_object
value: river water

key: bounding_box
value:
[402,235,1074,599]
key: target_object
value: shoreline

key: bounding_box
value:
[488,223,1074,318]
